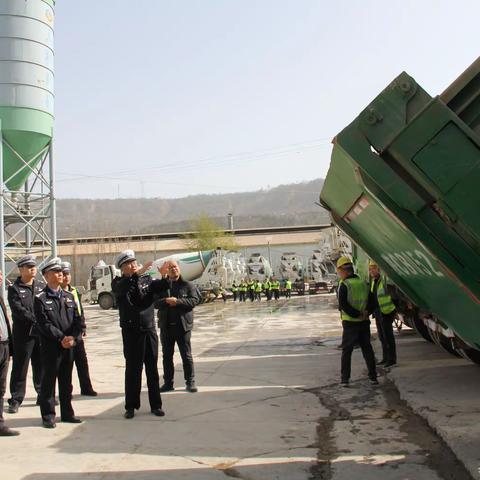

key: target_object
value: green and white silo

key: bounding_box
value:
[0,0,56,290]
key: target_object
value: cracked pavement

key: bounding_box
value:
[1,295,476,479]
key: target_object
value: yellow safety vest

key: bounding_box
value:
[370,278,395,315]
[339,277,368,322]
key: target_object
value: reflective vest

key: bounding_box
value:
[263,281,271,291]
[339,277,368,322]
[69,285,83,316]
[239,283,247,292]
[231,284,238,292]
[285,280,292,290]
[370,278,395,315]
[248,281,255,290]
[255,282,262,293]
[271,281,280,290]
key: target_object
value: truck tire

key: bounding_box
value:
[457,347,480,365]
[429,328,461,357]
[98,293,114,310]
[411,316,433,343]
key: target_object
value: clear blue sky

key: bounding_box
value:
[53,0,480,199]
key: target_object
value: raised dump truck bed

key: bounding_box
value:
[320,57,480,363]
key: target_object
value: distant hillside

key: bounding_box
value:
[57,179,330,237]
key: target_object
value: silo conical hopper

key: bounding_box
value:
[0,0,54,191]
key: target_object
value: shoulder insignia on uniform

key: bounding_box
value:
[36,291,45,298]
[46,300,53,304]
[20,289,26,293]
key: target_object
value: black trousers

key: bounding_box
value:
[341,320,377,382]
[160,325,194,386]
[122,328,162,411]
[239,292,245,302]
[9,332,42,405]
[232,292,237,301]
[248,290,254,301]
[39,343,75,421]
[375,312,397,364]
[273,290,280,300]
[0,343,9,425]
[74,339,94,393]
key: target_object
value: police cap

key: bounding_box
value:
[115,249,136,269]
[41,257,63,275]
[16,254,36,268]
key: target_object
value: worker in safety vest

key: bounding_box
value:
[262,279,272,301]
[368,260,397,367]
[271,278,280,300]
[231,283,238,302]
[336,256,377,387]
[239,280,247,302]
[254,280,262,301]
[247,280,255,302]
[284,279,292,298]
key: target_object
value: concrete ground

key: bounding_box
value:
[1,295,478,479]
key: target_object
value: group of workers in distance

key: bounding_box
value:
[228,278,292,302]
[336,255,398,387]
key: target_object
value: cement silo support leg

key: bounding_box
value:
[0,123,6,300]
[48,140,57,258]
[24,178,31,252]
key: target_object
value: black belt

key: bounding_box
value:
[0,339,9,344]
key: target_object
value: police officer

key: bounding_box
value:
[111,250,167,419]
[247,279,255,302]
[336,256,377,387]
[61,262,97,396]
[7,254,45,413]
[152,260,202,393]
[0,271,19,436]
[369,260,397,367]
[35,257,83,428]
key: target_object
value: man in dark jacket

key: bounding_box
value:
[0,271,19,436]
[112,250,169,419]
[7,255,45,413]
[152,260,202,393]
[35,257,84,428]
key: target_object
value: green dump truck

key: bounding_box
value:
[320,57,480,364]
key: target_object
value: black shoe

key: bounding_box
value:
[340,380,349,388]
[7,402,19,414]
[124,409,134,419]
[61,416,82,424]
[186,383,198,393]
[42,419,56,429]
[384,362,397,368]
[0,426,20,436]
[160,384,174,393]
[81,390,98,397]
[376,359,387,366]
[369,378,379,385]
[151,408,165,417]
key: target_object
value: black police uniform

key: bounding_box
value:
[152,276,201,389]
[0,296,13,428]
[34,287,83,422]
[7,278,45,407]
[65,285,96,395]
[112,273,167,412]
